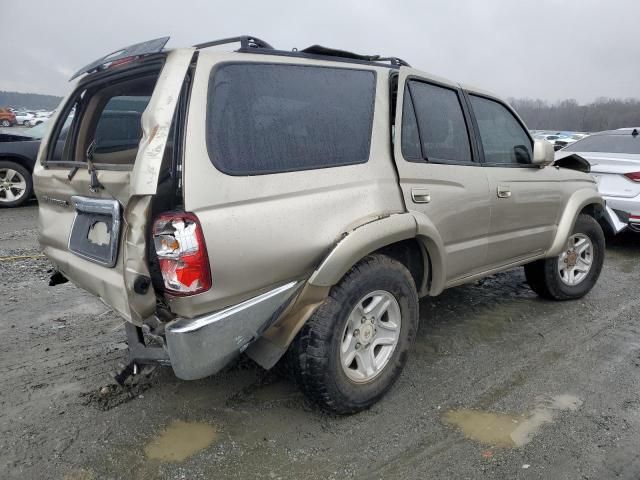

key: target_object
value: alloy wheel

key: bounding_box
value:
[0,168,27,204]
[558,233,593,286]
[340,290,402,383]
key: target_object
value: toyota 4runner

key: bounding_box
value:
[34,36,605,413]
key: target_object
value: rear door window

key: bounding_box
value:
[206,63,376,175]
[401,80,473,163]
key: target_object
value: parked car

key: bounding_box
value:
[0,108,17,127]
[14,112,36,126]
[34,36,605,414]
[556,128,640,233]
[30,112,51,126]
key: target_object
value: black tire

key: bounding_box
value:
[0,120,10,127]
[23,120,31,127]
[0,161,33,208]
[289,254,419,414]
[525,214,605,300]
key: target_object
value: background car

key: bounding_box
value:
[0,107,17,127]
[14,111,35,126]
[556,128,640,233]
[30,111,51,125]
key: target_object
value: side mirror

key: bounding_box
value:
[532,139,555,166]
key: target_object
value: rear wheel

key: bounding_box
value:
[1,120,10,127]
[525,214,604,300]
[289,254,419,414]
[0,161,32,208]
[23,120,31,127]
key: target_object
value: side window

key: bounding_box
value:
[469,95,532,165]
[206,63,376,175]
[401,80,472,163]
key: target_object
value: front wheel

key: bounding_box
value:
[0,120,10,127]
[289,254,419,414]
[0,161,33,208]
[525,214,605,300]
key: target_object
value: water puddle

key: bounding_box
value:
[443,394,582,448]
[144,420,217,462]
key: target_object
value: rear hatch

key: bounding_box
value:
[34,46,194,323]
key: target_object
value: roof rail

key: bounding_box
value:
[194,35,274,51]
[300,45,411,67]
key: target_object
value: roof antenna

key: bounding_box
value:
[632,128,639,137]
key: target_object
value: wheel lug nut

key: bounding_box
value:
[361,317,366,323]
[355,343,361,349]
[354,329,359,336]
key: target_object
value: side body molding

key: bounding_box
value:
[308,213,417,287]
[546,188,604,257]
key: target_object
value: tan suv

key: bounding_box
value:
[34,36,605,413]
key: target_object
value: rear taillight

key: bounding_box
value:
[624,172,640,182]
[152,212,211,296]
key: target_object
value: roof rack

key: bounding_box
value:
[194,35,274,50]
[193,36,411,68]
[300,45,411,67]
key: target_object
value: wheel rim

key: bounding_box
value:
[558,233,593,286]
[1,120,9,127]
[340,290,402,383]
[0,168,27,203]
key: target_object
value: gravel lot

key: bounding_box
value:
[1,203,639,480]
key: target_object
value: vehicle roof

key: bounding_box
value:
[73,35,508,107]
[590,128,639,136]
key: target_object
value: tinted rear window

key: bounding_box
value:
[206,63,376,175]
[564,134,640,154]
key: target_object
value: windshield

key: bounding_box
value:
[26,116,73,140]
[564,133,640,154]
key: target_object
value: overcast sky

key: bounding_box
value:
[1,0,638,103]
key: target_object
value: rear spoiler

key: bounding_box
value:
[69,36,170,81]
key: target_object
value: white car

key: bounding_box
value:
[30,112,51,126]
[14,112,35,126]
[556,128,640,233]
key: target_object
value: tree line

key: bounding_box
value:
[0,91,62,111]
[509,97,640,133]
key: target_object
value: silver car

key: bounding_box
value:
[34,36,605,413]
[557,128,640,233]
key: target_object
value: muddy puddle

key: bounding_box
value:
[443,394,582,448]
[144,420,217,462]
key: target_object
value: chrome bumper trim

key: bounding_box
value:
[165,281,300,380]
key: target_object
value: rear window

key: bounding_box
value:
[47,74,157,164]
[564,134,640,154]
[206,63,376,175]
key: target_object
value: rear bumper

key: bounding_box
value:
[602,195,640,232]
[165,281,300,380]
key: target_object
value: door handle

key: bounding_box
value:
[497,186,512,198]
[411,188,431,204]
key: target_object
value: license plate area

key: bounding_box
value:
[68,196,121,267]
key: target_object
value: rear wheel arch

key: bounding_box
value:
[0,155,33,173]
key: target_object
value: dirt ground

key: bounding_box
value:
[1,203,639,480]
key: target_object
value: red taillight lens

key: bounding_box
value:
[152,212,211,296]
[624,171,640,182]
